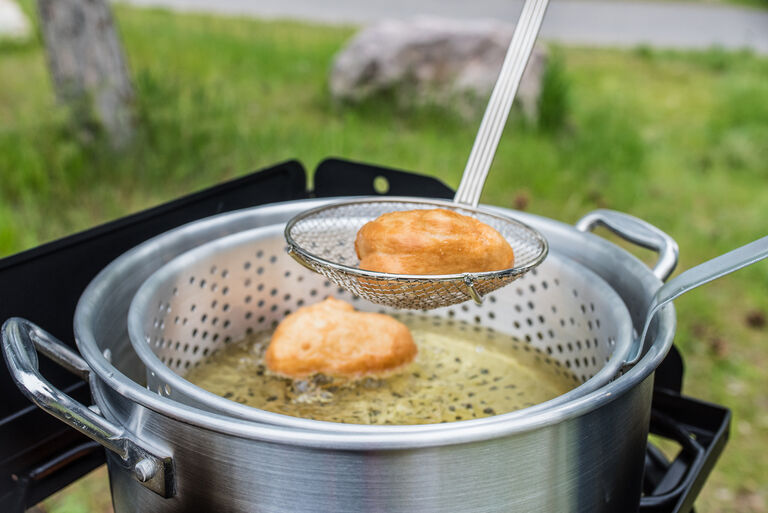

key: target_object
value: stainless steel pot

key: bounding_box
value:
[3,201,680,513]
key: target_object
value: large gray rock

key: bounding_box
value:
[330,17,548,121]
[0,0,31,41]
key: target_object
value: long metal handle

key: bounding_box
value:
[576,209,680,281]
[626,236,768,365]
[1,318,175,498]
[454,0,550,207]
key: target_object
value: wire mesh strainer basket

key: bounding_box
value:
[285,198,548,310]
[128,222,633,429]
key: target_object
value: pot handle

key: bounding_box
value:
[1,318,175,498]
[575,209,679,282]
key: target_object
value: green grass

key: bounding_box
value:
[3,5,767,513]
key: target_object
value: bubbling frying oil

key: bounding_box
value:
[184,317,579,425]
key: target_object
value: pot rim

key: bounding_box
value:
[75,198,677,450]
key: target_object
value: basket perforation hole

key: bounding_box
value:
[190,304,196,312]
[572,289,578,297]
[201,314,207,323]
[244,278,252,287]
[212,317,219,326]
[284,294,291,302]
[541,281,548,290]
[244,261,252,270]
[270,305,278,312]
[245,312,253,320]
[538,315,545,324]
[270,256,277,264]
[258,316,266,324]
[513,321,521,329]
[191,328,198,337]
[488,311,495,320]
[202,348,209,356]
[221,269,229,278]
[284,271,291,278]
[590,302,595,312]
[548,329,555,338]
[192,345,199,354]
[222,303,230,312]
[256,250,264,258]
[210,266,217,275]
[212,333,219,342]
[527,301,534,310]
[310,289,318,297]
[529,284,536,293]
[200,279,206,289]
[257,267,264,275]
[526,318,533,326]
[297,299,305,307]
[474,316,481,324]
[567,342,574,351]
[223,320,231,329]
[189,276,195,284]
[257,284,264,292]
[270,288,277,297]
[551,306,557,314]
[257,300,265,308]
[222,286,229,295]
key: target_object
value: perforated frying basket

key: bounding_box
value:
[128,223,634,430]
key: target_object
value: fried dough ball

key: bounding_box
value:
[355,208,514,275]
[265,297,417,379]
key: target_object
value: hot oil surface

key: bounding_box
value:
[184,317,579,425]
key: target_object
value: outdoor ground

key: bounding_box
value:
[2,3,767,512]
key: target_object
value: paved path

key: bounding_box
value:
[120,0,768,54]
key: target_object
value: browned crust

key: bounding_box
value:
[355,209,514,275]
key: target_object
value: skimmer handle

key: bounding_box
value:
[627,236,768,365]
[454,0,550,208]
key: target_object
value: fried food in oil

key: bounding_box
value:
[265,298,417,379]
[355,208,514,275]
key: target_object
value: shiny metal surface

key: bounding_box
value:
[128,222,631,427]
[576,209,679,281]
[0,318,175,498]
[631,235,768,364]
[285,197,548,309]
[60,199,676,512]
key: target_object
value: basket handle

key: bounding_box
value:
[1,318,175,498]
[576,209,679,281]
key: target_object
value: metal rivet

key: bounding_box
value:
[134,459,157,483]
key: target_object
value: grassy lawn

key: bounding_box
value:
[3,4,767,513]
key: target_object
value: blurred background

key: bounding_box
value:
[1,0,766,511]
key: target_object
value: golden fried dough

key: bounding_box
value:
[265,297,417,379]
[355,208,514,275]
